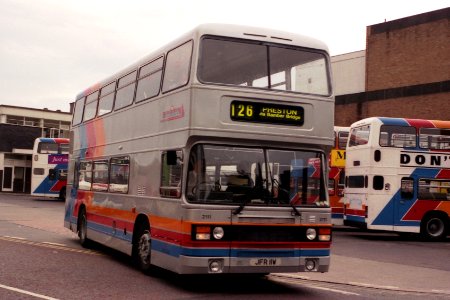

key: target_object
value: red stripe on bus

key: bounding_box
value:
[405,119,435,129]
[402,200,440,221]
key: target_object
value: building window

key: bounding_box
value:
[6,115,24,125]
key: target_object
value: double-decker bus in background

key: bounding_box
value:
[65,24,334,275]
[343,117,450,240]
[31,138,70,200]
[329,126,349,225]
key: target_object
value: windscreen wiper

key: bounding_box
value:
[271,177,301,216]
[233,197,249,215]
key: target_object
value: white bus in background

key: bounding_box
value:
[31,138,69,200]
[65,24,334,275]
[343,117,450,240]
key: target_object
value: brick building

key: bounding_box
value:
[334,7,449,126]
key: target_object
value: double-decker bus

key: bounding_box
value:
[343,117,450,240]
[31,137,69,200]
[329,126,349,225]
[64,24,334,274]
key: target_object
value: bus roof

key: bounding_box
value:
[350,117,450,129]
[76,23,330,100]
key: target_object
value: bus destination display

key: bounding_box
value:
[230,100,304,126]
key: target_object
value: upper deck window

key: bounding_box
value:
[115,71,137,111]
[419,128,450,150]
[379,125,416,148]
[72,97,85,126]
[83,91,99,121]
[38,142,59,154]
[348,125,370,147]
[98,82,116,116]
[198,37,330,96]
[136,56,164,103]
[162,41,193,93]
[338,131,349,149]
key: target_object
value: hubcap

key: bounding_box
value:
[138,232,151,264]
[427,218,444,237]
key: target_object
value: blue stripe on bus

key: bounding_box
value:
[152,239,330,258]
[332,213,343,219]
[372,168,440,226]
[345,215,365,223]
[87,220,133,243]
[39,138,57,143]
[378,117,409,127]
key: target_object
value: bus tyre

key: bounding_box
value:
[421,214,448,241]
[133,228,152,273]
[78,209,91,248]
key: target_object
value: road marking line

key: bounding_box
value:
[41,242,67,247]
[0,236,102,256]
[431,289,450,295]
[349,282,399,290]
[270,276,360,296]
[307,285,360,296]
[0,283,59,300]
[4,236,26,240]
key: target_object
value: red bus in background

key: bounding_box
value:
[329,127,349,225]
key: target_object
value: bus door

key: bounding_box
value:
[394,176,415,227]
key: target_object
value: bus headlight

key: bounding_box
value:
[306,228,317,240]
[212,227,224,240]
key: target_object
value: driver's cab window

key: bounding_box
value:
[160,150,182,198]
[186,145,207,200]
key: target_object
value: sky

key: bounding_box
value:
[0,0,448,112]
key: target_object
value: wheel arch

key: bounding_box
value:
[132,213,151,245]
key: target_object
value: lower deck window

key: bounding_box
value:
[418,179,450,200]
[347,175,367,188]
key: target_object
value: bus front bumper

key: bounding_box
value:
[177,255,330,274]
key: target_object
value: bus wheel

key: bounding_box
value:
[78,208,91,248]
[421,214,448,241]
[133,227,152,273]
